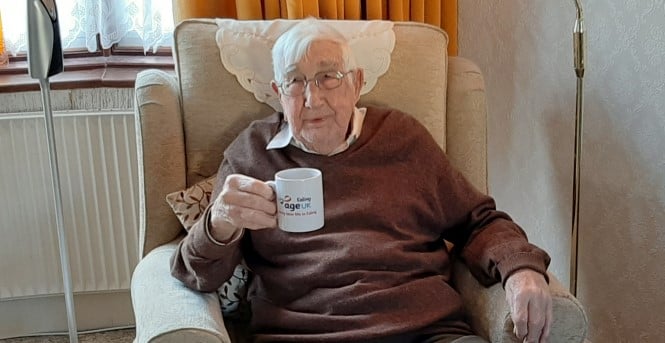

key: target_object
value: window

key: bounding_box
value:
[0,0,175,92]
[0,0,174,56]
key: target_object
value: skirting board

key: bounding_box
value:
[0,291,134,339]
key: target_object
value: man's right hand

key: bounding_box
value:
[209,174,277,242]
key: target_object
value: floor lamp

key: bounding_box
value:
[27,0,79,342]
[569,0,586,297]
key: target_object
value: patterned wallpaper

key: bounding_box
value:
[459,1,665,342]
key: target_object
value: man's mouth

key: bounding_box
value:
[304,116,329,125]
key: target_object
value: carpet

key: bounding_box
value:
[0,329,134,343]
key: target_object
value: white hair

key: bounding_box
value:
[272,18,358,83]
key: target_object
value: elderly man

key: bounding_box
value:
[171,19,552,343]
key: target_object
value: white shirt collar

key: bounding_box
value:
[266,107,367,156]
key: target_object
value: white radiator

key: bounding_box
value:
[0,110,139,299]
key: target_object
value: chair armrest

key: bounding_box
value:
[134,69,187,257]
[453,262,588,343]
[131,241,231,343]
[446,56,488,194]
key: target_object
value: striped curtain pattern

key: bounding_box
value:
[172,0,458,55]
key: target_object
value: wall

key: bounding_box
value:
[458,1,665,342]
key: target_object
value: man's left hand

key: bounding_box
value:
[505,269,552,343]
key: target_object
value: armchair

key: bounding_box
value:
[130,19,588,343]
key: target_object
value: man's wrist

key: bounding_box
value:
[505,268,549,288]
[205,211,243,245]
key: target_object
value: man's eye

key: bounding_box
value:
[321,72,339,80]
[285,77,302,86]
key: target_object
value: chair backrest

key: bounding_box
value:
[173,19,450,186]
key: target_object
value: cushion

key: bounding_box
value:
[165,175,216,231]
[165,176,250,318]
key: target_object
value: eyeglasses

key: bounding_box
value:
[278,70,354,97]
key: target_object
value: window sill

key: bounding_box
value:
[0,55,175,93]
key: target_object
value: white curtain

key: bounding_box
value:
[0,0,173,55]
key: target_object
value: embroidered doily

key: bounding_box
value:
[215,19,395,112]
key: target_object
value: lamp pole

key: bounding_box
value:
[39,77,79,343]
[569,0,586,297]
[27,0,79,341]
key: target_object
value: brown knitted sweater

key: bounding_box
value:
[171,106,550,342]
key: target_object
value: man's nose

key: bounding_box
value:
[304,81,324,108]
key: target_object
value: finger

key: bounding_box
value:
[539,298,553,343]
[218,202,277,230]
[219,186,277,216]
[525,298,545,343]
[236,206,278,230]
[511,296,529,340]
[228,175,275,200]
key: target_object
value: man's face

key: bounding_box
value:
[273,40,363,155]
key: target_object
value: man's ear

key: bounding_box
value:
[353,68,365,101]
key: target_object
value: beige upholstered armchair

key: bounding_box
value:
[130,19,588,343]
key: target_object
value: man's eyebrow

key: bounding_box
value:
[282,59,342,78]
[284,65,300,75]
[318,60,341,69]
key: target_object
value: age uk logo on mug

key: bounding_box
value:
[267,168,324,233]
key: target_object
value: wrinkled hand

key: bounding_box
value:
[209,174,277,241]
[505,269,552,343]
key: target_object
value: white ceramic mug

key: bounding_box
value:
[266,168,324,233]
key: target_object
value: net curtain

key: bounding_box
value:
[0,0,174,55]
[172,0,458,55]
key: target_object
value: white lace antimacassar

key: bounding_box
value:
[215,19,396,112]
